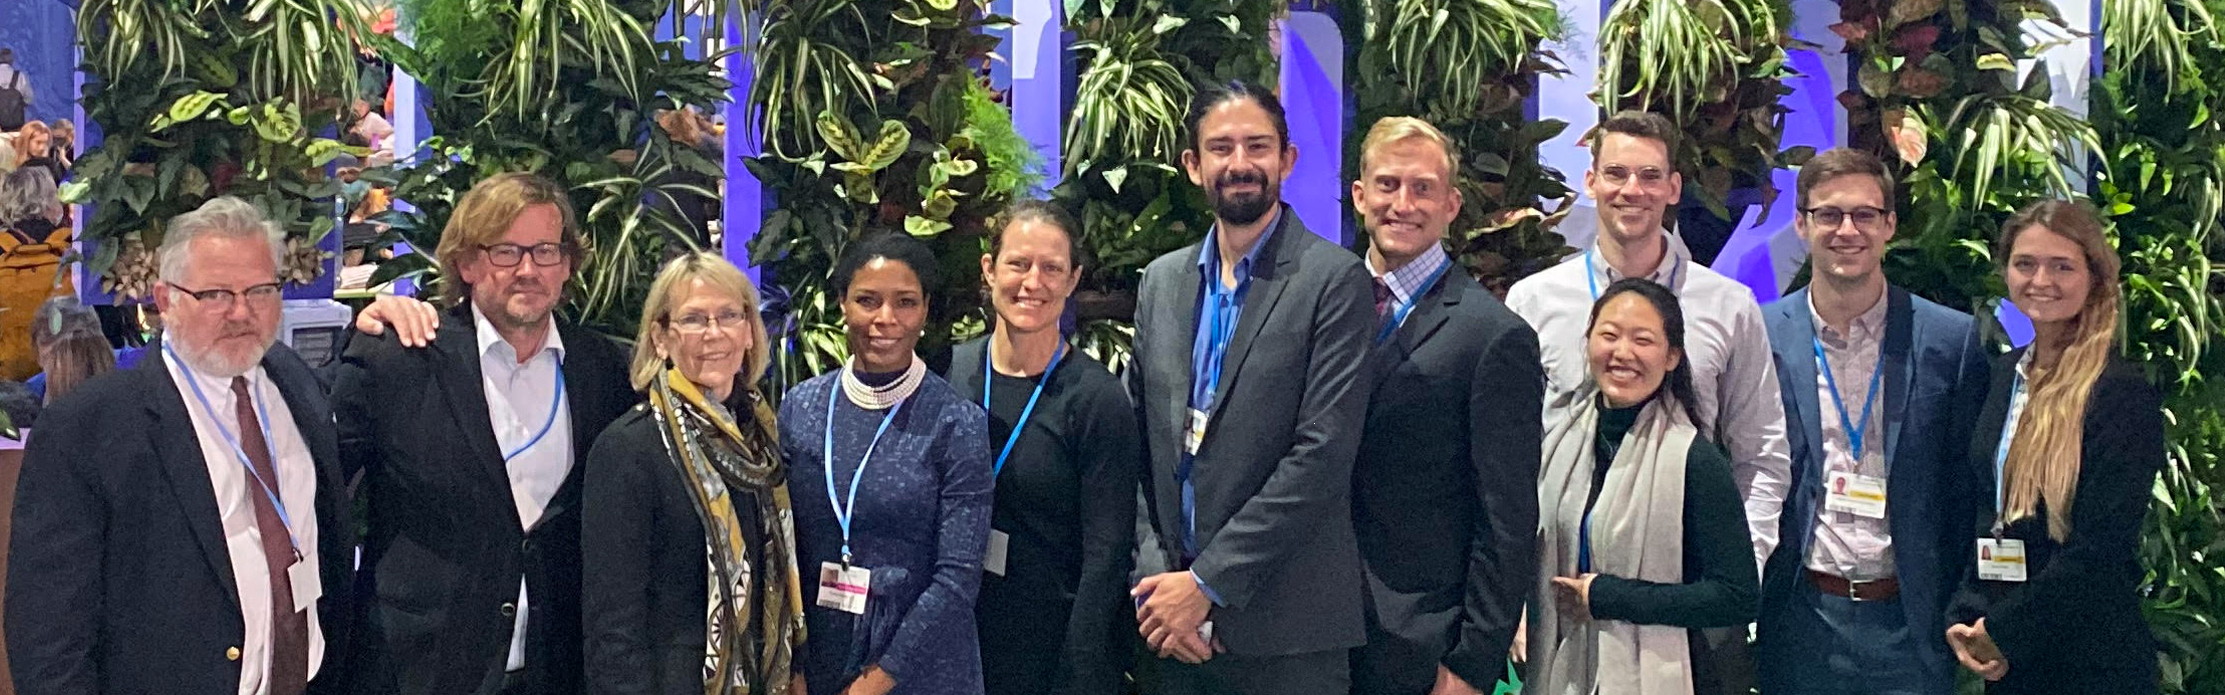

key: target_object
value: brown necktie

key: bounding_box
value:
[231,377,308,695]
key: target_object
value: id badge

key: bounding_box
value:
[1975,538,2029,582]
[984,530,1011,576]
[1185,408,1210,456]
[1823,471,1888,519]
[817,562,872,614]
[287,559,321,612]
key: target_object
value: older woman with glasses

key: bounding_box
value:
[583,251,807,695]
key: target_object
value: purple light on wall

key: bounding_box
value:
[722,16,764,284]
[1715,0,1846,301]
[1009,0,1064,184]
[1276,12,1345,245]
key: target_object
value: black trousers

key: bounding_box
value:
[1149,649,1350,695]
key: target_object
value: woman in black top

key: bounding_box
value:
[1946,201,2164,693]
[1521,278,1757,695]
[941,200,1140,695]
[583,252,808,695]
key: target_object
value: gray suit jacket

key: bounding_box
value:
[1130,206,1374,656]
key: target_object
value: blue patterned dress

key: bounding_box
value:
[780,369,993,695]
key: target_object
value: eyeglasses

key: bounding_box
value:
[167,281,283,310]
[1596,165,1670,189]
[666,308,748,335]
[1801,206,1890,231]
[478,242,572,268]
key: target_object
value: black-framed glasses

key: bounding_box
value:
[664,308,749,335]
[167,281,283,309]
[1801,206,1889,231]
[478,242,572,268]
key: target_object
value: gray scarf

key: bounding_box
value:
[1530,384,1696,695]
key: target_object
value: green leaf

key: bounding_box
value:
[1977,53,2013,72]
[1101,166,1129,194]
[905,215,953,236]
[167,91,228,123]
[1859,61,1895,98]
[1153,15,1188,34]
[861,120,912,169]
[2020,66,2053,100]
[816,112,866,161]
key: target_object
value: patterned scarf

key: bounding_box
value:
[648,368,806,694]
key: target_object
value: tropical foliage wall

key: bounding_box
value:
[60,0,2225,689]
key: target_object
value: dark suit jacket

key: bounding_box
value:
[1947,351,2163,690]
[1756,287,1989,683]
[6,345,356,695]
[332,303,634,695]
[1350,268,1542,693]
[1130,206,1375,656]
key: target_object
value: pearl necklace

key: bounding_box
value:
[840,354,926,410]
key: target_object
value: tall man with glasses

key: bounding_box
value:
[1754,148,1990,695]
[1505,111,1791,690]
[331,173,635,695]
[9,197,358,695]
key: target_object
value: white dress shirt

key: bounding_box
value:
[472,306,573,672]
[162,348,324,695]
[1804,292,1895,580]
[1505,232,1794,571]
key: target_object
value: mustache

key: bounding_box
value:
[1215,169,1267,189]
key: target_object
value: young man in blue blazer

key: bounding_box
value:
[1755,147,1992,694]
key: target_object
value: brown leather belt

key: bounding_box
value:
[1807,569,1900,601]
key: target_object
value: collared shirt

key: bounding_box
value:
[1803,291,1894,580]
[472,306,573,672]
[1505,232,1793,571]
[1369,243,1452,308]
[0,65,33,105]
[1181,210,1281,563]
[162,350,324,695]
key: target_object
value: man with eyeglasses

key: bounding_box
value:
[1753,148,1990,695]
[9,197,359,695]
[1504,111,1790,689]
[331,172,635,695]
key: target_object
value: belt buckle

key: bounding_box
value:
[1847,579,1875,602]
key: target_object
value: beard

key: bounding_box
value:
[1209,168,1278,226]
[176,328,278,379]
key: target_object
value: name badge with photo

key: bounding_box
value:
[817,562,872,614]
[1975,538,2029,582]
[1823,471,1888,519]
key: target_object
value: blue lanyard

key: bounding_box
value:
[1197,285,1238,410]
[502,364,567,461]
[984,340,1065,478]
[166,343,300,554]
[1812,336,1885,460]
[824,382,906,565]
[1376,260,1452,344]
[1585,247,1681,300]
[1991,365,2031,515]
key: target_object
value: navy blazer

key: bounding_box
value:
[7,345,357,695]
[1755,286,1990,680]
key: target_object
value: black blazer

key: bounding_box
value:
[581,404,781,695]
[1947,351,2163,691]
[332,303,635,695]
[6,345,356,695]
[1130,206,1375,656]
[1350,268,1542,693]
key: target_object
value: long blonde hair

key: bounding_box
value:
[628,252,771,396]
[1997,200,2120,541]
